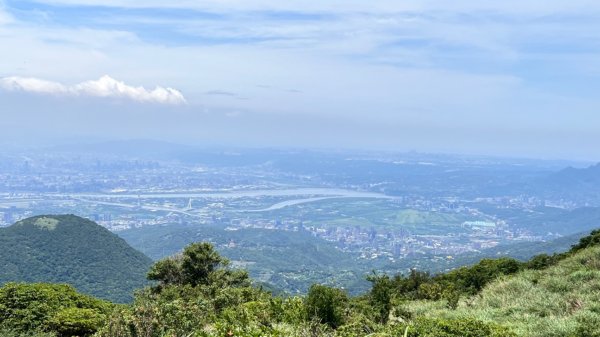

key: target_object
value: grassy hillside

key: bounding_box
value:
[407,244,600,336]
[0,215,152,303]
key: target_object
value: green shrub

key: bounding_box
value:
[570,229,600,254]
[305,284,348,329]
[147,242,249,289]
[417,283,443,301]
[438,257,522,295]
[47,308,106,337]
[0,283,111,335]
[279,296,306,325]
[526,254,559,270]
[367,273,393,323]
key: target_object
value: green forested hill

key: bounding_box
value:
[0,215,152,303]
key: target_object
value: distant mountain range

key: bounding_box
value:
[550,163,600,186]
[0,215,152,303]
[532,163,600,204]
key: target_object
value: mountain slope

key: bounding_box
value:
[0,214,152,303]
[411,240,600,336]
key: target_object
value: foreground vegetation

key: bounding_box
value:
[2,229,600,336]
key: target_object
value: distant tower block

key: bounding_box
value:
[186,198,193,210]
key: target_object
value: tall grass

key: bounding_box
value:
[404,246,600,337]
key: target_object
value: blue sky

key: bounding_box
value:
[1,0,600,160]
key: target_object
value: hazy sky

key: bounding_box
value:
[1,1,600,160]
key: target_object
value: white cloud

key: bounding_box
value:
[0,77,68,94]
[0,75,186,105]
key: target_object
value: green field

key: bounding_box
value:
[242,198,476,234]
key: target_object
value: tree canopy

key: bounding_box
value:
[0,215,152,303]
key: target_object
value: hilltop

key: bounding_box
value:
[0,215,152,303]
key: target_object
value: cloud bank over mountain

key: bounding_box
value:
[0,75,186,105]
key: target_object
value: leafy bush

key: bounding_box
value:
[526,254,559,270]
[367,273,393,323]
[305,284,348,329]
[437,257,522,295]
[392,270,432,300]
[0,283,111,336]
[47,308,106,337]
